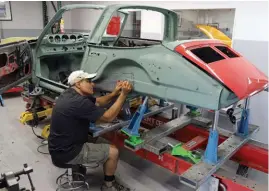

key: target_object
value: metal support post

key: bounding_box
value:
[203,110,219,164]
[172,107,178,119]
[178,104,185,116]
[159,99,168,107]
[0,95,4,107]
[237,98,250,137]
[57,1,62,10]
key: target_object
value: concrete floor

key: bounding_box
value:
[0,94,268,191]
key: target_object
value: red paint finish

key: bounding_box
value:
[0,54,19,76]
[182,135,207,151]
[231,143,268,173]
[215,175,255,191]
[4,86,23,94]
[106,16,121,35]
[175,40,268,99]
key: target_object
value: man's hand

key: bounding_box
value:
[96,80,130,107]
[121,81,132,95]
[98,81,133,123]
[112,80,123,96]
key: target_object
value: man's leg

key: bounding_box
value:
[103,145,119,187]
[67,143,127,190]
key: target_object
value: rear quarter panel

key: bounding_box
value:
[82,44,228,110]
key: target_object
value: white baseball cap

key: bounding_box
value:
[68,70,97,86]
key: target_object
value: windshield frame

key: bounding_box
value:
[35,4,106,51]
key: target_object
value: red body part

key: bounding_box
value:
[0,54,18,76]
[175,40,268,99]
[106,16,121,35]
[4,86,24,94]
[182,135,207,151]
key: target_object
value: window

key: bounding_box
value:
[119,9,164,41]
[100,9,163,48]
[215,46,239,58]
[121,11,141,38]
[191,47,225,64]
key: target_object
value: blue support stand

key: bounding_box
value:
[0,95,4,107]
[121,96,149,137]
[203,110,220,164]
[203,129,219,164]
[237,108,249,137]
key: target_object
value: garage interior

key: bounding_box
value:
[0,1,268,191]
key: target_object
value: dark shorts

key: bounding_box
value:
[67,143,110,165]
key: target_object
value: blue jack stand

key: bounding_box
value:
[237,107,250,137]
[204,129,219,164]
[122,96,149,137]
[203,110,220,164]
[0,95,4,107]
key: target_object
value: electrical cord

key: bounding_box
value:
[31,125,49,155]
[37,139,49,155]
[31,125,43,140]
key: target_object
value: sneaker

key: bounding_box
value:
[101,180,131,191]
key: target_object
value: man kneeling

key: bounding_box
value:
[48,70,132,191]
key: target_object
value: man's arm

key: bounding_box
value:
[76,81,132,124]
[96,81,123,107]
[98,81,132,123]
[96,92,118,107]
[98,93,127,122]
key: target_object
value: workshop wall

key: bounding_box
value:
[0,1,72,38]
[197,9,235,34]
[231,1,268,144]
[175,10,199,32]
[69,1,103,33]
[172,9,235,40]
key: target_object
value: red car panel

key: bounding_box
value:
[175,40,268,99]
